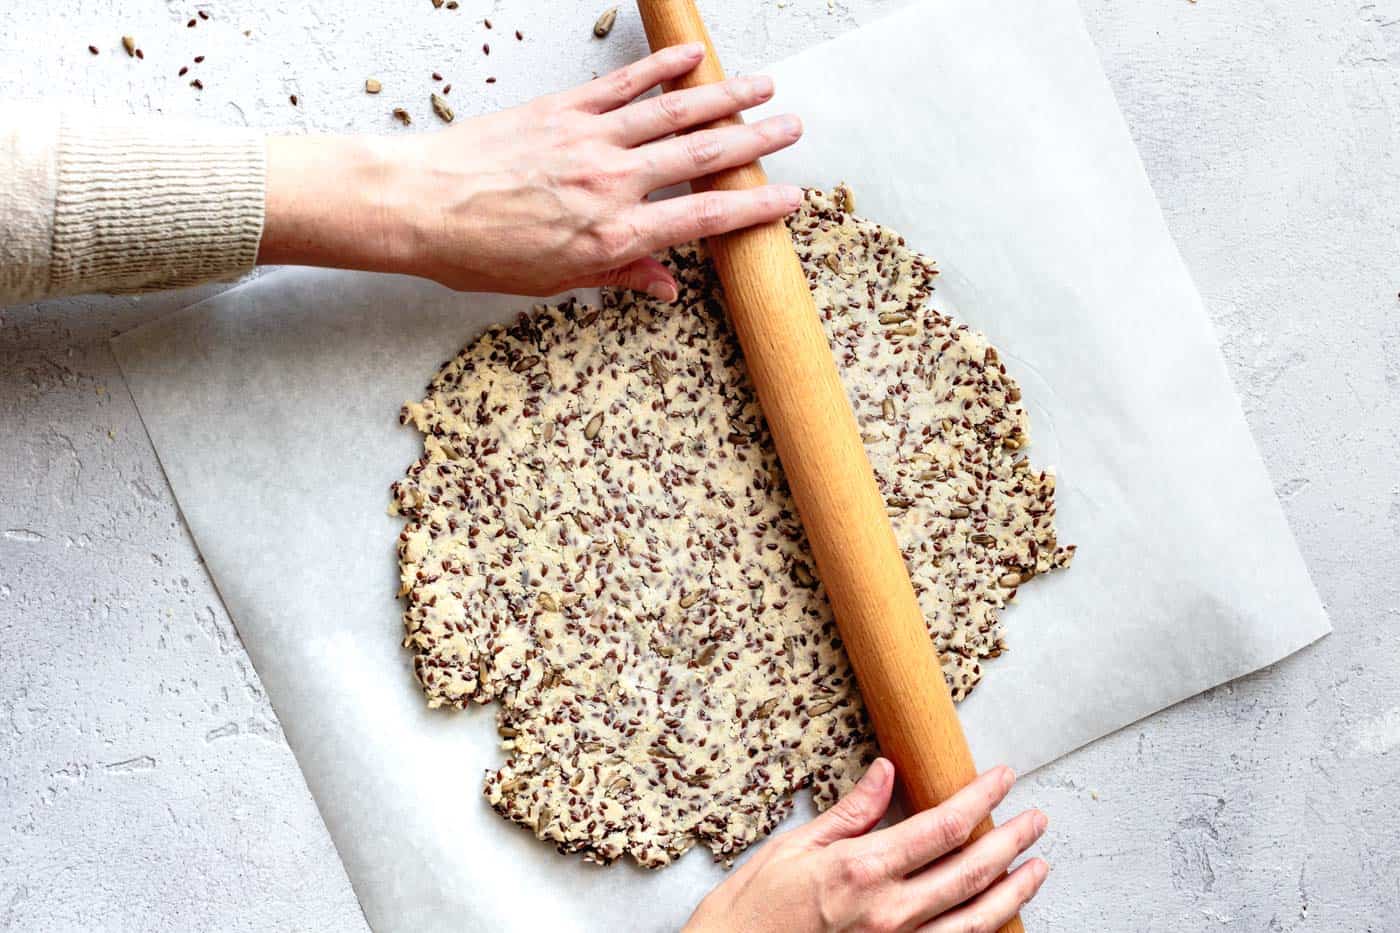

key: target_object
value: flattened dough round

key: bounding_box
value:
[392,187,1073,867]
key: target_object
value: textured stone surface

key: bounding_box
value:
[1,0,1396,930]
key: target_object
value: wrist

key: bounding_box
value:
[258,133,421,275]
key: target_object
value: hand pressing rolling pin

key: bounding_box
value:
[0,45,1047,931]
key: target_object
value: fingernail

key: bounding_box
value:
[1033,811,1048,834]
[647,280,678,302]
[1035,860,1050,884]
[747,74,774,98]
[681,41,705,58]
[1001,767,1016,791]
[776,113,802,137]
[777,185,804,209]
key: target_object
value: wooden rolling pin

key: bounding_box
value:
[636,3,1022,932]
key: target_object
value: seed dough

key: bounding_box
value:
[391,186,1074,868]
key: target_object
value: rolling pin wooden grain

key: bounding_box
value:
[636,3,1024,931]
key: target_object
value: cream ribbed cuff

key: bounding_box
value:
[48,117,266,297]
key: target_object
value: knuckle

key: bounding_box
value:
[572,147,627,192]
[824,798,863,834]
[693,194,729,233]
[955,857,996,900]
[656,92,689,126]
[832,849,886,892]
[685,135,724,167]
[607,66,639,103]
[936,808,972,849]
[575,170,615,195]
[591,221,637,261]
[960,913,993,933]
[861,904,904,933]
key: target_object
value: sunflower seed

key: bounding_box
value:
[431,93,454,123]
[593,6,618,37]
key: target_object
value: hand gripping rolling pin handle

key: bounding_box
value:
[634,3,1025,932]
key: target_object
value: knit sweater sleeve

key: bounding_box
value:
[0,103,266,306]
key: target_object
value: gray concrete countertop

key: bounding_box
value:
[2,0,1397,930]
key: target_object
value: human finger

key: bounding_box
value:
[852,766,1016,878]
[574,256,678,302]
[632,114,801,191]
[567,43,706,113]
[917,858,1049,933]
[898,809,1047,926]
[622,184,803,256]
[790,758,895,849]
[606,74,774,145]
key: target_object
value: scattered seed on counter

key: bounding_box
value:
[122,36,136,57]
[515,29,523,40]
[187,18,197,27]
[178,66,188,76]
[593,6,618,37]
[485,77,495,84]
[484,18,492,28]
[194,55,204,63]
[198,10,209,19]
[365,78,382,94]
[442,83,452,95]
[392,107,411,125]
[482,42,490,55]
[190,78,204,89]
[135,48,144,59]
[432,71,442,81]
[445,0,458,8]
[430,93,453,123]
[88,45,99,55]
[289,94,298,106]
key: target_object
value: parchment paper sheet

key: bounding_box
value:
[113,0,1331,928]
